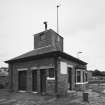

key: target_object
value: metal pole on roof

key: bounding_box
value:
[56,0,62,34]
[57,5,60,34]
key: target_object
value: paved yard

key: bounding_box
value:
[0,89,79,105]
[1,86,105,105]
[71,89,105,105]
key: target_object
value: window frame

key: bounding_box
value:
[47,68,55,80]
[85,72,88,82]
[76,70,81,83]
[76,69,88,84]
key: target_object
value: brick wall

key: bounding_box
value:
[9,56,87,95]
[57,58,77,95]
[34,29,63,52]
[34,31,52,49]
[9,57,55,94]
[46,80,55,95]
[56,57,87,96]
[56,58,68,96]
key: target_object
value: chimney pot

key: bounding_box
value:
[43,21,47,31]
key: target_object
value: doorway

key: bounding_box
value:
[18,70,27,90]
[40,69,46,93]
[32,70,37,91]
[68,67,72,90]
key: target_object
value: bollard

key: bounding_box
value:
[83,92,88,102]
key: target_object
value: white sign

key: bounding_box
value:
[60,61,67,74]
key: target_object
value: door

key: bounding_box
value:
[40,69,46,93]
[32,70,37,91]
[18,70,27,90]
[68,67,72,90]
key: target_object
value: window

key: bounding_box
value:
[40,33,46,41]
[85,72,88,82]
[76,70,88,84]
[48,68,55,78]
[76,71,81,83]
[83,71,85,82]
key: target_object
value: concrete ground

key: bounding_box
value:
[1,86,105,105]
[71,89,105,105]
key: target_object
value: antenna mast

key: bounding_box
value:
[57,5,60,34]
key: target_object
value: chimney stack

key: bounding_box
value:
[43,21,47,31]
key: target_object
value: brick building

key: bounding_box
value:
[0,67,8,88]
[5,29,88,96]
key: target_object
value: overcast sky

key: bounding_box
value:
[0,0,105,71]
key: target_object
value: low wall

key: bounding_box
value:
[75,83,88,91]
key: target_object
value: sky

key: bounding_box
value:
[0,0,105,71]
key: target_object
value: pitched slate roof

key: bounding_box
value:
[5,45,57,62]
[5,47,87,65]
[5,29,87,65]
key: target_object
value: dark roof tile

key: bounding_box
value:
[5,46,57,62]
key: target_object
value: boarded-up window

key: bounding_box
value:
[49,68,55,78]
[77,71,81,82]
[60,62,67,74]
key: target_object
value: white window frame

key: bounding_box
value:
[47,77,55,80]
[47,68,55,80]
[85,72,88,82]
[76,69,88,84]
[76,70,81,84]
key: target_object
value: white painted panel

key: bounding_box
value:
[17,68,28,71]
[39,66,54,69]
[60,61,67,74]
[31,67,38,70]
[31,66,54,70]
[68,64,73,68]
[47,77,55,80]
